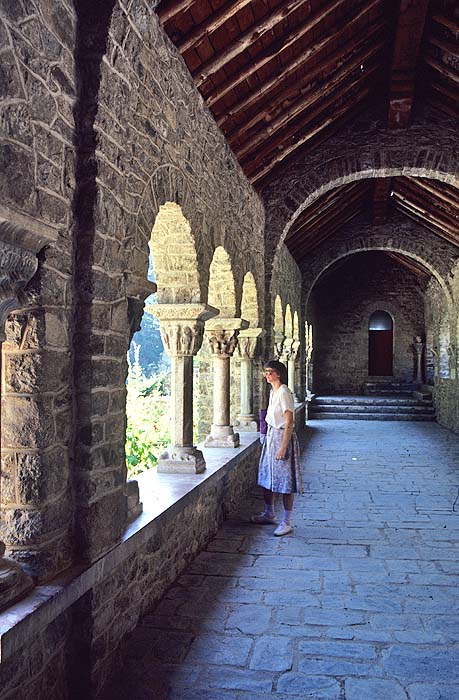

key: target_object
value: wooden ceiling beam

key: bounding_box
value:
[432,13,459,40]
[287,189,368,253]
[214,1,384,118]
[226,40,384,149]
[393,190,459,238]
[388,0,430,128]
[296,209,363,263]
[394,199,459,247]
[422,53,459,85]
[372,177,393,225]
[404,177,459,210]
[157,0,196,24]
[192,0,308,86]
[395,178,459,220]
[177,0,255,54]
[289,183,371,237]
[243,66,378,178]
[385,251,430,277]
[250,93,371,184]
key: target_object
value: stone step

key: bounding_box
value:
[314,396,432,407]
[312,404,435,415]
[309,411,436,421]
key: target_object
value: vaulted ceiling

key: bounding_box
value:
[156,0,459,264]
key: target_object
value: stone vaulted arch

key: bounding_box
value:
[302,217,457,312]
[261,109,459,266]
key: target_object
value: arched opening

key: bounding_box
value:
[208,246,236,317]
[241,271,259,327]
[368,310,394,377]
[126,202,203,476]
[285,304,293,339]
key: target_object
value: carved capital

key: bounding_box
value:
[282,337,295,362]
[273,331,285,360]
[237,328,265,360]
[146,303,219,357]
[205,317,249,357]
[0,208,57,341]
[160,321,206,357]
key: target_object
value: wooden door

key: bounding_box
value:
[369,330,393,376]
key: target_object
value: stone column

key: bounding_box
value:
[414,335,424,384]
[288,340,301,401]
[235,328,264,432]
[148,303,218,473]
[204,318,248,448]
[0,211,53,609]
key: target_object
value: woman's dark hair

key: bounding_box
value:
[264,359,288,385]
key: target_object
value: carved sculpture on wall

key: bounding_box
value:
[0,207,57,611]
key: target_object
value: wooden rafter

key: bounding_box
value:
[395,178,459,228]
[232,42,383,158]
[208,0,378,111]
[388,0,430,128]
[250,92,372,184]
[405,177,459,210]
[297,208,363,263]
[385,252,430,277]
[286,182,371,261]
[157,0,196,24]
[177,0,255,54]
[246,66,378,181]
[192,0,307,85]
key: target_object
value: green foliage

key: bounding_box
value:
[126,343,171,478]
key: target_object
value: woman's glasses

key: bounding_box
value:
[264,369,276,375]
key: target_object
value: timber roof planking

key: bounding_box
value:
[156,0,459,268]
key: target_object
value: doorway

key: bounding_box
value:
[368,310,393,376]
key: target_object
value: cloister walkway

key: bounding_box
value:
[111,420,459,700]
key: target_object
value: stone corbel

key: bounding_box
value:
[126,277,157,343]
[0,206,57,611]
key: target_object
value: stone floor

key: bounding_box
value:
[111,420,459,700]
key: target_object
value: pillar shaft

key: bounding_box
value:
[235,328,264,432]
[148,303,218,473]
[240,358,253,419]
[213,355,230,426]
[204,318,248,448]
[171,355,193,446]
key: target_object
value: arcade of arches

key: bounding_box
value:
[0,1,458,698]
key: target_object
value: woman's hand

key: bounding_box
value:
[275,447,287,460]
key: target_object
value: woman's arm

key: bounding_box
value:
[275,409,294,459]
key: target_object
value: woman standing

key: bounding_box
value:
[251,359,302,535]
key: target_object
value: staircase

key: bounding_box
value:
[310,388,435,421]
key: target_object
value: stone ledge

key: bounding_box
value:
[0,433,262,663]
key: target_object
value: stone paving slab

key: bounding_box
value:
[108,420,459,700]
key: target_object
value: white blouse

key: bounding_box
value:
[266,384,295,429]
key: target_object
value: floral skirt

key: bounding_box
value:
[258,425,303,494]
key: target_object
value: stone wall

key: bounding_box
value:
[309,252,426,394]
[261,106,459,274]
[0,0,266,581]
[0,439,262,700]
[0,1,77,580]
[270,245,302,337]
[425,276,459,433]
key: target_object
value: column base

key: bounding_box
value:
[157,446,206,474]
[235,416,258,432]
[0,547,34,613]
[204,425,240,448]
